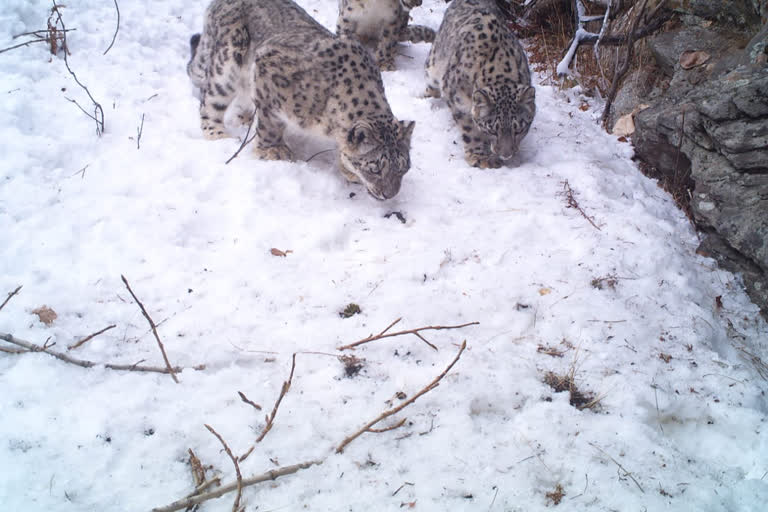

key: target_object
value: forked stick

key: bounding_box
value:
[336,340,467,453]
[338,319,478,351]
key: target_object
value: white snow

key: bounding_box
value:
[1,1,767,511]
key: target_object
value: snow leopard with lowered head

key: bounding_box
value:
[187,0,415,200]
[336,0,436,70]
[425,0,535,168]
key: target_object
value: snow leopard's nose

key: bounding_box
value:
[493,135,517,160]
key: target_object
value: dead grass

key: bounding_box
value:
[543,371,600,410]
[635,159,694,221]
[338,354,365,378]
[591,274,618,290]
[545,482,566,505]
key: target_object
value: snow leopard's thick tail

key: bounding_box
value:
[400,25,435,44]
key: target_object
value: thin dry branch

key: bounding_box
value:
[367,417,407,433]
[589,442,645,493]
[67,324,116,350]
[103,0,120,55]
[188,449,206,487]
[601,0,650,128]
[121,274,178,383]
[561,180,601,230]
[0,332,203,374]
[336,340,467,453]
[52,1,105,136]
[151,459,323,512]
[337,319,478,351]
[205,424,243,512]
[136,113,145,149]
[0,285,22,312]
[256,354,296,442]
[225,116,257,165]
[238,391,262,411]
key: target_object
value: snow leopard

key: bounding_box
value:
[425,0,535,168]
[187,0,415,200]
[336,0,436,70]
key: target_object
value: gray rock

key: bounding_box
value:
[634,67,768,317]
[665,0,761,27]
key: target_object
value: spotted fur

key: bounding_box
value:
[426,0,535,168]
[188,0,415,199]
[336,0,436,70]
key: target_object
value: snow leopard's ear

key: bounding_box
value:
[521,85,535,104]
[190,34,201,58]
[472,88,492,119]
[347,122,376,153]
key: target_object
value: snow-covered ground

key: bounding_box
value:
[1,1,767,510]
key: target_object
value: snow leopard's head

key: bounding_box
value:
[471,84,536,160]
[339,119,415,200]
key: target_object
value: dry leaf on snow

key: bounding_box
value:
[270,248,293,257]
[32,305,57,326]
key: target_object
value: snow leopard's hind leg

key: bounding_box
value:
[195,12,251,140]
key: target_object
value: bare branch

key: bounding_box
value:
[0,40,47,54]
[601,0,650,128]
[136,113,145,149]
[589,442,645,493]
[121,274,179,383]
[205,424,243,512]
[52,1,105,136]
[151,459,323,512]
[336,340,467,453]
[238,391,262,411]
[367,417,407,433]
[337,320,478,351]
[0,332,203,374]
[560,180,601,230]
[67,324,116,350]
[256,354,296,442]
[103,0,120,55]
[225,117,257,165]
[0,285,22,313]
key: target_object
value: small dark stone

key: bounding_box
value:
[339,303,361,318]
[384,211,406,224]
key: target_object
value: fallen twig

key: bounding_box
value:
[0,285,22,312]
[336,340,467,453]
[239,354,297,462]
[337,318,478,351]
[205,424,243,512]
[0,332,203,374]
[67,324,116,350]
[155,342,468,510]
[238,391,262,411]
[225,116,257,165]
[589,442,644,493]
[305,148,335,163]
[103,0,120,55]
[136,113,145,149]
[121,274,178,383]
[52,1,105,136]
[151,459,323,512]
[367,417,407,433]
[561,180,601,230]
[256,354,296,442]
